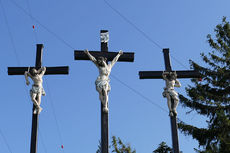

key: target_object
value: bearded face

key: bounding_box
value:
[31,68,38,76]
[166,73,176,81]
[97,57,107,67]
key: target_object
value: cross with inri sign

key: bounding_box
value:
[74,30,134,153]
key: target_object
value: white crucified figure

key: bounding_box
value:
[24,67,46,114]
[84,49,123,113]
[162,71,181,116]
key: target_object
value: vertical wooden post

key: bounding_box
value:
[30,44,43,153]
[30,108,39,153]
[170,112,180,153]
[100,30,109,153]
[163,48,179,153]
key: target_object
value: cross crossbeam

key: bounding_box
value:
[139,49,199,79]
[74,50,134,62]
[8,44,69,75]
[139,70,200,79]
[8,66,68,75]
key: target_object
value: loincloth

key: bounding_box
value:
[162,88,178,98]
[30,85,45,95]
[95,79,111,92]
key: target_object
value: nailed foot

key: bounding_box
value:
[103,107,109,113]
[33,106,42,114]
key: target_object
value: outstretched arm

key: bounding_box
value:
[84,49,98,66]
[175,79,181,87]
[162,71,169,80]
[24,71,31,85]
[38,67,46,76]
[110,50,123,68]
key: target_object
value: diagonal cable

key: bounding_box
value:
[9,0,75,50]
[43,78,66,153]
[25,0,38,43]
[0,0,20,65]
[0,128,13,153]
[111,74,168,113]
[171,55,190,70]
[111,74,186,123]
[103,0,163,50]
[103,0,192,71]
[38,127,48,153]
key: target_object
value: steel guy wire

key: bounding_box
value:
[111,74,186,122]
[43,78,66,153]
[25,0,38,43]
[1,0,32,104]
[103,0,191,71]
[171,54,190,70]
[9,0,75,50]
[0,128,13,153]
[0,0,20,66]
[0,3,32,152]
[111,74,168,114]
[103,0,163,50]
[38,127,48,153]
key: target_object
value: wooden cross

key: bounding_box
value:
[8,44,69,153]
[74,30,134,153]
[139,48,200,153]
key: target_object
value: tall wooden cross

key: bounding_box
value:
[139,48,200,153]
[8,44,69,153]
[74,30,134,153]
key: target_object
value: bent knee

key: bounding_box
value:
[174,98,179,102]
[31,98,37,103]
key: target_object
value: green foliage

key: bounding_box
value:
[153,141,172,153]
[178,17,230,152]
[111,136,136,153]
[96,136,136,153]
[96,140,102,153]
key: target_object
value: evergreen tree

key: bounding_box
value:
[153,141,172,153]
[111,136,136,153]
[96,140,102,153]
[96,136,136,153]
[178,17,230,152]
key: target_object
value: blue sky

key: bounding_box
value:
[0,0,229,153]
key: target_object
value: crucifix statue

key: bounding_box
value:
[139,48,200,153]
[8,44,69,153]
[75,30,134,153]
[24,66,46,114]
[84,49,123,112]
[162,71,181,116]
